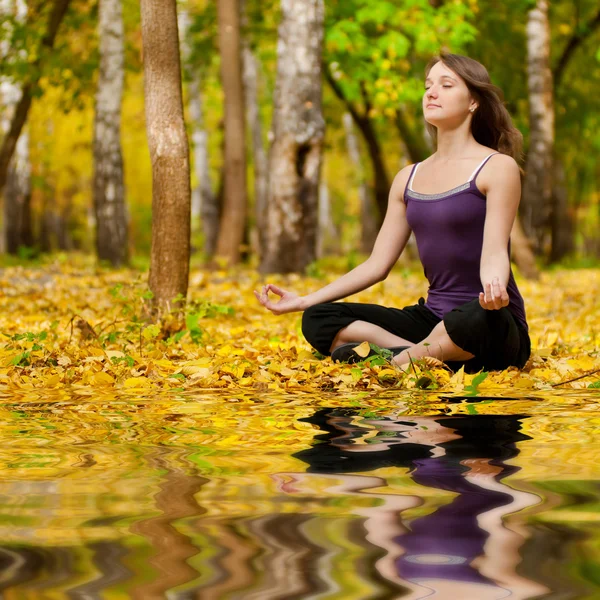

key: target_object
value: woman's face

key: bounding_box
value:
[423,61,477,127]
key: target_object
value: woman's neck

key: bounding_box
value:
[433,124,479,161]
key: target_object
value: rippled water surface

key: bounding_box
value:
[0,390,599,599]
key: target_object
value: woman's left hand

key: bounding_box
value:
[479,277,509,310]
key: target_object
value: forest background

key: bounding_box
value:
[0,0,599,393]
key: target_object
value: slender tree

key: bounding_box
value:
[260,0,325,273]
[520,0,554,252]
[215,0,247,265]
[141,0,191,312]
[93,0,128,266]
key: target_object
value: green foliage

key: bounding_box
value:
[464,371,489,397]
[325,0,478,113]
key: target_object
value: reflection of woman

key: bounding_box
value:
[289,409,548,598]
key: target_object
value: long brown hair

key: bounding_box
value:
[425,53,523,163]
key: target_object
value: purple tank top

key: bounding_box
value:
[404,154,528,330]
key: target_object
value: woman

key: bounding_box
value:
[255,53,530,373]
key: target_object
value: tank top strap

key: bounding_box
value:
[404,163,420,202]
[467,152,500,182]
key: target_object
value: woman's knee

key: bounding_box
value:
[301,303,339,355]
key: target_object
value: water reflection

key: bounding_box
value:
[0,396,598,597]
[291,410,549,598]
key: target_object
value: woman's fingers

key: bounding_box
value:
[480,279,510,310]
[266,284,285,297]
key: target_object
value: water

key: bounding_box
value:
[0,390,599,599]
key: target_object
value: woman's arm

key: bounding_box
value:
[478,155,521,310]
[255,166,414,314]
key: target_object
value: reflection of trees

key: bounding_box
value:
[129,447,207,600]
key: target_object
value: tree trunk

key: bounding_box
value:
[260,0,325,274]
[93,0,128,266]
[141,0,191,313]
[520,0,554,254]
[215,0,247,265]
[0,0,71,197]
[241,3,268,260]
[549,156,574,263]
[342,113,377,253]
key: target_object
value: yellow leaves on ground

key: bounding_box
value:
[0,262,599,395]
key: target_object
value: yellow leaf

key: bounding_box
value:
[353,341,371,358]
[92,371,114,386]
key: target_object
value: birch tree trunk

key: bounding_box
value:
[215,0,247,265]
[240,0,268,260]
[521,0,554,254]
[93,0,128,266]
[343,112,377,253]
[260,0,325,274]
[141,0,191,313]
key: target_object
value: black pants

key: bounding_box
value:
[301,298,531,373]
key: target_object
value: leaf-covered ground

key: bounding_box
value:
[0,260,599,396]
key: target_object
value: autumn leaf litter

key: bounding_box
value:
[0,263,599,397]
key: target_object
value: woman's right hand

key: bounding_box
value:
[254,284,305,315]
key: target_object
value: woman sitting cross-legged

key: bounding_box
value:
[255,52,530,374]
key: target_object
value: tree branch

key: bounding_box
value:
[553,8,600,89]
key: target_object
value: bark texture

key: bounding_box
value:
[521,0,554,253]
[215,0,248,265]
[260,0,325,274]
[0,0,71,196]
[343,112,377,253]
[141,0,191,312]
[93,0,128,266]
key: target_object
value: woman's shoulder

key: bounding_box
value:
[482,152,520,176]
[391,163,418,187]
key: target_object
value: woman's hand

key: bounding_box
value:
[254,284,305,315]
[479,277,509,310]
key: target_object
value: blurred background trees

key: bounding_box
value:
[0,0,599,288]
